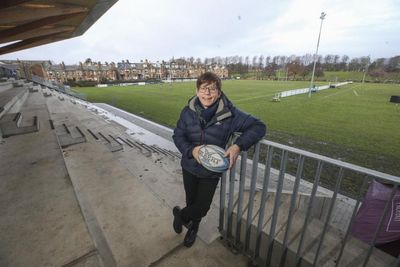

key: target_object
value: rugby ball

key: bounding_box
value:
[198,145,229,173]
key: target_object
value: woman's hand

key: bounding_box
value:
[192,145,203,163]
[224,144,241,169]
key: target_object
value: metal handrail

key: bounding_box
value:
[219,138,400,267]
[259,139,399,183]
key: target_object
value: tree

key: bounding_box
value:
[272,56,279,65]
[339,55,349,71]
[307,62,324,78]
[302,54,313,66]
[258,55,264,69]
[265,63,278,79]
[368,68,386,79]
[195,58,202,65]
[188,57,194,65]
[287,61,306,79]
[279,56,287,67]
[348,58,361,71]
[252,56,257,68]
[315,62,324,78]
[386,56,400,72]
[265,56,270,67]
[84,58,92,65]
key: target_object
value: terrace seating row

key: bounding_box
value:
[0,82,28,119]
[0,112,39,138]
[0,80,42,138]
[0,81,99,266]
[43,90,247,266]
[55,123,87,148]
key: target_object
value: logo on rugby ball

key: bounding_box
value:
[198,145,229,173]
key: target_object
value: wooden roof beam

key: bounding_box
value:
[0,26,75,44]
[0,0,31,10]
[0,12,86,42]
[0,4,88,25]
[0,32,69,55]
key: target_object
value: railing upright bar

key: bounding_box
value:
[295,160,323,266]
[265,150,289,267]
[279,155,305,267]
[362,183,399,266]
[219,172,227,239]
[312,168,344,267]
[227,163,237,239]
[334,176,369,267]
[244,142,261,252]
[254,146,274,259]
[236,151,248,246]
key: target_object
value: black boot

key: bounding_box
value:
[184,220,200,247]
[173,206,183,234]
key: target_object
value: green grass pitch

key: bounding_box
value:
[75,80,400,176]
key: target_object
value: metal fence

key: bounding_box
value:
[219,138,400,267]
[30,75,86,100]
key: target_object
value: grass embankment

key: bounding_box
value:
[75,80,400,183]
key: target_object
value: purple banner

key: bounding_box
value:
[351,180,400,245]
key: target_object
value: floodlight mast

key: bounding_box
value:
[308,12,326,98]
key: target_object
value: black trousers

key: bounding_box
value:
[181,169,220,228]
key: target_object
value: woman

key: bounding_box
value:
[172,72,266,247]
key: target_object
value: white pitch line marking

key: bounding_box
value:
[353,90,359,96]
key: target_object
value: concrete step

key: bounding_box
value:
[0,81,14,93]
[0,84,29,119]
[59,134,185,266]
[151,238,248,267]
[0,112,39,138]
[97,131,123,152]
[54,123,87,148]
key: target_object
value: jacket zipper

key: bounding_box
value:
[200,128,205,144]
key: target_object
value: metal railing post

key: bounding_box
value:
[227,162,237,239]
[236,151,248,247]
[279,155,305,267]
[254,146,274,259]
[313,168,344,266]
[219,172,227,239]
[334,176,369,267]
[265,150,288,267]
[245,142,261,252]
[295,161,323,266]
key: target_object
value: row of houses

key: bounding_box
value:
[0,59,229,83]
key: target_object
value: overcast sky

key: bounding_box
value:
[1,0,399,64]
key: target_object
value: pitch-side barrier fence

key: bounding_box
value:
[219,138,399,266]
[279,82,352,98]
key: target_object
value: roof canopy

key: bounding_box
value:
[0,0,118,55]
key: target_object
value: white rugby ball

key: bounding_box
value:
[198,145,229,173]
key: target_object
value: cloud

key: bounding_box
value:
[0,0,399,63]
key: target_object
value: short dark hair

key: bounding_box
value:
[196,72,221,91]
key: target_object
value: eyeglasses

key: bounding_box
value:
[198,85,219,94]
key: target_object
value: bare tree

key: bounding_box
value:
[258,55,264,68]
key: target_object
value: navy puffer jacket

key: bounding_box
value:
[173,93,267,178]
